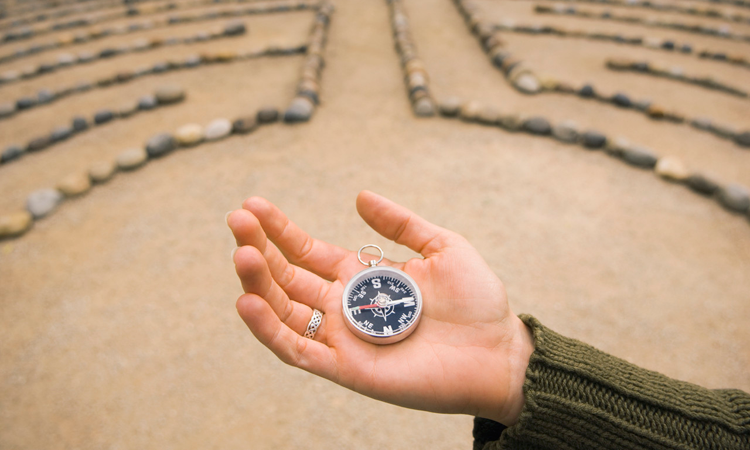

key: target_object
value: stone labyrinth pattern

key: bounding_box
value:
[0,0,749,239]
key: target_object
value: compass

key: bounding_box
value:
[342,245,423,345]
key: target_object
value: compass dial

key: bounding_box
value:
[342,266,422,344]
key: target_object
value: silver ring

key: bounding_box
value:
[304,309,323,339]
[357,244,384,267]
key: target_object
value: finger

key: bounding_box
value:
[227,209,267,252]
[356,190,462,257]
[237,293,338,381]
[233,245,326,336]
[242,196,353,281]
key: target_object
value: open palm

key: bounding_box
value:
[228,191,533,425]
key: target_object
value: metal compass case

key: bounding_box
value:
[342,245,423,345]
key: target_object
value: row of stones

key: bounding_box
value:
[535,5,750,42]
[0,0,163,27]
[0,0,169,28]
[515,0,750,24]
[452,0,750,148]
[1,0,311,42]
[387,0,436,117]
[0,42,308,121]
[440,98,750,220]
[0,105,289,239]
[284,0,333,122]
[606,57,748,98]
[0,85,185,164]
[0,20,247,86]
[0,0,318,66]
[490,19,750,69]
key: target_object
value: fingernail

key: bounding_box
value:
[231,247,239,260]
[225,211,233,226]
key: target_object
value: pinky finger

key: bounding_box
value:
[236,293,339,383]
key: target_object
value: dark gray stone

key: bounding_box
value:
[283,97,315,123]
[717,184,750,213]
[26,135,51,152]
[138,95,157,110]
[581,130,607,149]
[50,125,73,142]
[94,109,115,125]
[735,131,750,147]
[578,84,596,98]
[1,145,24,163]
[257,107,279,124]
[223,20,246,36]
[16,96,37,109]
[232,116,257,134]
[687,173,720,196]
[611,93,631,108]
[37,89,55,104]
[72,116,89,132]
[522,116,552,135]
[622,146,658,168]
[145,133,176,158]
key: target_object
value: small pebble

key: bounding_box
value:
[513,73,541,94]
[138,95,157,110]
[94,109,115,125]
[413,98,435,117]
[72,116,89,132]
[611,93,631,108]
[622,146,658,168]
[117,147,148,170]
[1,145,24,163]
[257,107,279,124]
[459,101,482,122]
[145,133,176,157]
[16,96,37,110]
[690,117,712,130]
[0,211,33,238]
[27,136,51,152]
[581,130,607,149]
[655,156,690,182]
[223,21,247,36]
[204,119,233,140]
[283,97,315,123]
[26,189,64,219]
[552,121,578,143]
[687,173,720,195]
[155,85,185,104]
[0,102,16,118]
[578,84,596,98]
[717,184,750,213]
[734,131,750,147]
[175,123,204,146]
[88,160,117,183]
[523,116,552,135]
[50,125,73,142]
[117,101,139,117]
[477,106,500,125]
[438,97,462,117]
[37,89,55,104]
[499,114,523,132]
[709,122,737,139]
[57,172,91,197]
[232,116,257,134]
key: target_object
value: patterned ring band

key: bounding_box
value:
[304,309,323,340]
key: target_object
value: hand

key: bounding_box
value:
[227,191,534,425]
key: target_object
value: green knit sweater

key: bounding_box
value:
[474,315,750,450]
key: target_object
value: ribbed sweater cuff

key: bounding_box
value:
[482,315,749,450]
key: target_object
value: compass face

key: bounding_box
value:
[342,266,422,344]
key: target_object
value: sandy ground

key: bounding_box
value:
[0,0,749,448]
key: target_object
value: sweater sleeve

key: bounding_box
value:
[476,315,750,450]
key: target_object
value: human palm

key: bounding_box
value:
[228,191,533,425]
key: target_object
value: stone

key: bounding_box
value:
[622,146,658,168]
[26,136,51,152]
[581,130,607,149]
[498,114,523,132]
[611,93,632,108]
[578,84,596,97]
[1,145,24,163]
[204,119,233,140]
[145,133,176,157]
[94,109,115,125]
[0,211,33,238]
[413,98,435,117]
[118,101,139,117]
[50,125,73,142]
[37,89,55,104]
[0,102,16,118]
[26,189,64,219]
[438,97,462,117]
[477,106,500,125]
[513,72,541,94]
[633,99,652,111]
[16,96,37,110]
[717,184,750,213]
[690,117,712,130]
[733,131,750,147]
[655,156,690,182]
[709,122,737,139]
[155,85,185,104]
[117,148,148,170]
[72,116,89,132]
[138,95,157,110]
[459,101,482,122]
[687,173,720,195]
[523,116,552,135]
[552,121,578,143]
[175,123,204,146]
[646,105,666,119]
[232,116,257,134]
[283,97,315,123]
[257,107,279,123]
[223,20,247,36]
[88,160,117,183]
[57,172,91,197]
